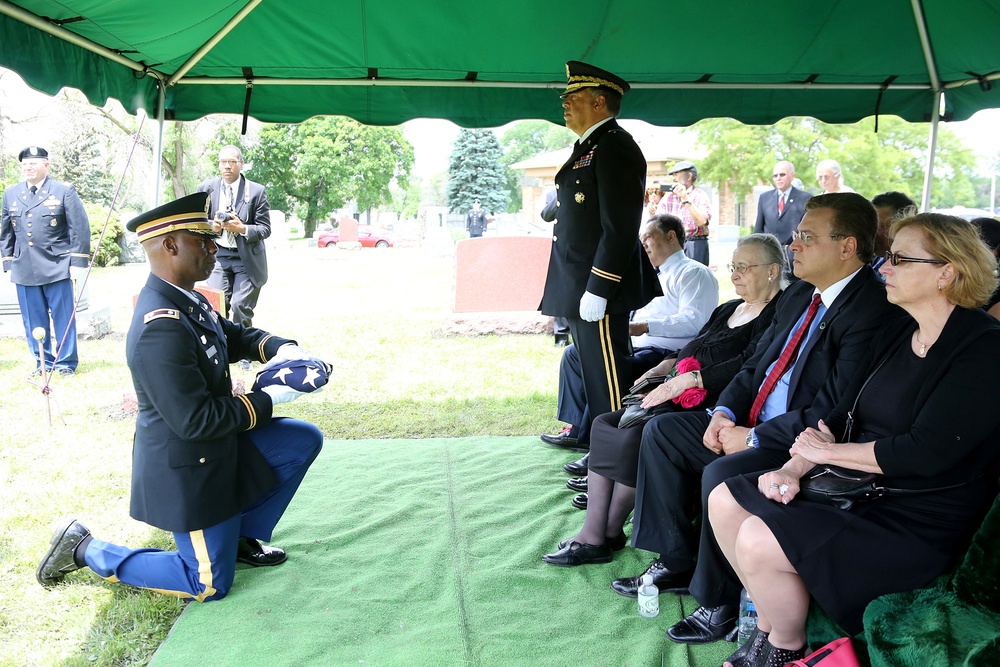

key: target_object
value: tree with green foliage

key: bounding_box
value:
[51,126,116,206]
[247,117,413,236]
[688,116,978,209]
[499,120,575,212]
[83,201,124,267]
[446,129,509,214]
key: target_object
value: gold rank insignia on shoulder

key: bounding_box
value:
[144,308,180,323]
[575,192,585,204]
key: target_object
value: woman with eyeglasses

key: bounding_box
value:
[543,234,786,567]
[707,214,1000,667]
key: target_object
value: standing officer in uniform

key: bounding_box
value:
[466,200,488,238]
[1,146,90,375]
[539,61,660,443]
[36,192,324,602]
[197,145,271,328]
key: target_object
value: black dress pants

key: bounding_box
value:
[565,313,631,434]
[688,447,791,607]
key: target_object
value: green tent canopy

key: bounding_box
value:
[2,0,1000,127]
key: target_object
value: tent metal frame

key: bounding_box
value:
[0,0,975,212]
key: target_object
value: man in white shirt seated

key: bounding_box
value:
[542,214,720,457]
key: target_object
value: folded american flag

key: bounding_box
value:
[252,358,330,394]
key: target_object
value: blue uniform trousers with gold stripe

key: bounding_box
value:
[16,278,78,371]
[83,418,322,602]
[564,313,632,441]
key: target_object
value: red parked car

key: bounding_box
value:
[317,225,394,248]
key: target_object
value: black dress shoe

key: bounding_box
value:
[540,426,588,451]
[542,540,613,567]
[558,531,627,552]
[236,537,287,567]
[563,453,589,476]
[610,558,694,597]
[666,604,739,644]
[571,492,588,510]
[724,626,769,667]
[37,518,91,586]
[566,476,588,492]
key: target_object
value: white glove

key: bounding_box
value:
[70,265,87,284]
[261,384,307,405]
[262,343,312,371]
[579,291,608,322]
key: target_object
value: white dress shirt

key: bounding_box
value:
[632,249,720,351]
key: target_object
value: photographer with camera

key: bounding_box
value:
[197,145,272,333]
[656,161,712,266]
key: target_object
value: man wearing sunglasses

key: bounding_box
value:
[753,161,810,275]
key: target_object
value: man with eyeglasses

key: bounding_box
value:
[197,145,272,333]
[754,161,810,275]
[613,194,902,646]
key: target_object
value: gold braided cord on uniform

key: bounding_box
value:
[591,266,622,282]
[598,315,622,411]
[567,75,624,95]
[258,334,274,362]
[236,394,257,430]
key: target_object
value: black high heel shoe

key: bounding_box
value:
[723,627,769,667]
[753,639,806,667]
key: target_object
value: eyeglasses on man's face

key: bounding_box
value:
[219,159,241,166]
[883,250,945,266]
[727,263,767,275]
[790,230,845,245]
[772,172,787,179]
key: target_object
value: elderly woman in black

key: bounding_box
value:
[708,214,1000,667]
[543,233,786,566]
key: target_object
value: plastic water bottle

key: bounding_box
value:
[738,588,757,645]
[637,573,659,617]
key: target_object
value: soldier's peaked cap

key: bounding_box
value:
[127,192,219,242]
[18,146,48,161]
[561,61,630,97]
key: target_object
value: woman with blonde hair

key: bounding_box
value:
[709,214,1000,666]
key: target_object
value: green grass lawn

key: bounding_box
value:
[0,235,737,666]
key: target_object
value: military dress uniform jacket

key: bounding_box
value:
[197,177,271,287]
[466,209,487,235]
[126,274,292,533]
[0,178,90,285]
[539,119,660,317]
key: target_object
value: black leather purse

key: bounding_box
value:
[797,465,880,510]
[798,355,969,510]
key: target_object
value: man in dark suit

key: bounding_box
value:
[36,193,323,601]
[611,195,899,644]
[754,160,810,274]
[1,146,90,375]
[540,189,571,347]
[539,61,661,443]
[466,200,487,237]
[197,145,271,328]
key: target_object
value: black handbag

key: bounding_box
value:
[797,465,880,510]
[798,355,969,510]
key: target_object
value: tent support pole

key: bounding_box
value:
[153,81,165,207]
[167,0,263,86]
[920,91,941,212]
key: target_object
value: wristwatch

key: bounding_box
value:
[745,428,757,449]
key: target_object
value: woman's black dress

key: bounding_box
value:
[725,308,1000,634]
[589,295,780,486]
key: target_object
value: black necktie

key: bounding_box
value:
[30,185,37,196]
